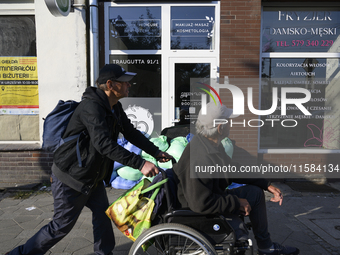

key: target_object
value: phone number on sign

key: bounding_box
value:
[276,40,334,47]
[292,164,340,173]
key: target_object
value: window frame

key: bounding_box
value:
[0,1,37,145]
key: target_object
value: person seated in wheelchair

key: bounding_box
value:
[172,101,299,255]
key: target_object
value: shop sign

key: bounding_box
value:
[110,18,161,38]
[171,18,214,38]
[262,11,340,52]
[0,57,39,115]
[45,0,71,17]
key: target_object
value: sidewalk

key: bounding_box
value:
[0,181,340,255]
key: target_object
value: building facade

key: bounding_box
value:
[0,0,339,184]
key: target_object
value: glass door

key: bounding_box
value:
[164,58,218,129]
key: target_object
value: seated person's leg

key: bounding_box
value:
[226,185,271,249]
[224,214,249,241]
[226,185,299,255]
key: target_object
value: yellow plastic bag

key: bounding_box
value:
[106,178,167,243]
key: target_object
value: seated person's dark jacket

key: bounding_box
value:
[173,134,270,216]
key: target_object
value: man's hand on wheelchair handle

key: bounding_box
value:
[238,198,251,216]
[141,161,159,177]
[267,185,283,206]
[155,151,174,163]
[140,151,174,177]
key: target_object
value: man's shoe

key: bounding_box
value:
[258,242,299,255]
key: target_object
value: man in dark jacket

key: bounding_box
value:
[7,64,172,255]
[173,101,299,255]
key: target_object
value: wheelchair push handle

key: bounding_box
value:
[157,168,172,212]
[155,156,177,164]
[156,158,177,212]
[155,157,176,178]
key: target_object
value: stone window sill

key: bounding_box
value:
[0,143,41,151]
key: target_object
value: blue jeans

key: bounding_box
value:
[9,174,115,255]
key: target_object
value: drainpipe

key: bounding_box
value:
[89,0,99,86]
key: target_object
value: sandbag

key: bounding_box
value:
[114,137,142,171]
[158,161,172,170]
[165,136,188,160]
[141,153,158,166]
[186,133,194,143]
[117,166,144,181]
[221,137,234,158]
[111,176,140,190]
[141,135,169,160]
[141,175,155,183]
[158,136,188,169]
[150,135,169,151]
[109,169,118,184]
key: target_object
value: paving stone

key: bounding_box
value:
[48,239,70,254]
[64,237,93,253]
[0,219,17,230]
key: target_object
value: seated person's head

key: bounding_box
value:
[196,101,233,140]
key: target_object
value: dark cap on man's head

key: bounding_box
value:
[97,64,136,84]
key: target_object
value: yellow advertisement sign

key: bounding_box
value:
[0,57,39,114]
[0,57,38,80]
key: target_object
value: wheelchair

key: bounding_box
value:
[128,168,253,255]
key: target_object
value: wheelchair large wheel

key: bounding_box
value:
[129,223,218,255]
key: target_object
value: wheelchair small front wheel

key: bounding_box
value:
[129,223,217,255]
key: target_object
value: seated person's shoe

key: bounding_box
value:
[258,242,299,255]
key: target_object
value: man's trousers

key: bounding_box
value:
[9,174,115,255]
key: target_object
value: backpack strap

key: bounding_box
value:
[59,131,87,168]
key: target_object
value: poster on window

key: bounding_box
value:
[260,58,340,150]
[0,57,39,114]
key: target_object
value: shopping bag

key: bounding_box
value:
[106,178,167,242]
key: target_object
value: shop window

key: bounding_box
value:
[109,54,161,137]
[109,54,161,97]
[0,16,39,141]
[260,8,340,150]
[175,63,210,125]
[105,2,220,133]
[109,7,161,50]
[171,6,215,50]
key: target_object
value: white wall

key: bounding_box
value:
[35,0,88,142]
